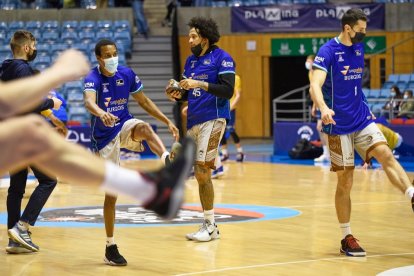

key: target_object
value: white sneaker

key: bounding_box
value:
[314,154,330,162]
[186,220,220,242]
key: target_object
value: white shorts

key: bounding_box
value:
[328,122,387,171]
[187,119,226,169]
[98,118,145,164]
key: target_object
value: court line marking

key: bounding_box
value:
[286,200,407,208]
[174,252,414,276]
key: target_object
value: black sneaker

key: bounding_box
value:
[142,137,195,220]
[104,244,127,266]
[340,234,366,257]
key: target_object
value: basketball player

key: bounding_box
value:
[0,49,195,253]
[310,8,414,257]
[166,17,235,242]
[83,39,179,266]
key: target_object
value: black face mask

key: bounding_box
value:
[27,49,37,62]
[191,42,204,57]
[350,31,365,44]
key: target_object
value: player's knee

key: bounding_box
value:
[194,165,211,183]
[134,122,153,139]
[337,170,353,191]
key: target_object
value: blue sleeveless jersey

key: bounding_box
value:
[83,65,143,151]
[313,37,373,135]
[183,47,235,129]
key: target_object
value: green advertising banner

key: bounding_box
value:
[271,36,386,57]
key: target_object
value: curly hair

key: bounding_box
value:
[188,17,220,45]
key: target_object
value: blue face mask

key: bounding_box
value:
[104,57,118,74]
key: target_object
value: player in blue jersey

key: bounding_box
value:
[84,39,179,266]
[310,8,414,257]
[0,49,195,256]
[166,17,235,242]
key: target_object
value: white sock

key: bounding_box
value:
[204,209,215,224]
[221,149,228,156]
[237,147,243,153]
[323,146,329,156]
[106,237,115,246]
[405,187,414,200]
[161,151,170,165]
[102,161,156,203]
[17,221,29,231]
[340,222,351,239]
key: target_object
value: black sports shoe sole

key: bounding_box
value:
[164,137,196,220]
[104,257,128,266]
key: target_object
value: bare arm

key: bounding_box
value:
[49,113,68,137]
[0,49,90,119]
[310,69,336,125]
[84,91,118,127]
[132,91,179,141]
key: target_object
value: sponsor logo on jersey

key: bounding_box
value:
[102,83,109,93]
[104,97,111,107]
[221,60,234,68]
[135,75,140,83]
[314,56,325,63]
[116,79,124,86]
[193,73,209,81]
[341,66,350,76]
[84,82,94,88]
[203,59,211,65]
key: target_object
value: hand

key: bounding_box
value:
[52,49,90,81]
[51,97,62,110]
[165,79,184,101]
[167,121,180,142]
[320,107,336,125]
[166,90,183,101]
[100,112,119,127]
[179,79,198,90]
[55,125,68,137]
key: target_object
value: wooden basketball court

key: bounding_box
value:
[1,159,414,275]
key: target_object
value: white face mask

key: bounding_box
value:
[103,57,118,74]
[305,61,312,70]
[404,95,409,100]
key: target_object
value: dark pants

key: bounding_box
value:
[7,167,57,229]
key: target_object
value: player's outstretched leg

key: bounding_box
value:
[142,137,195,220]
